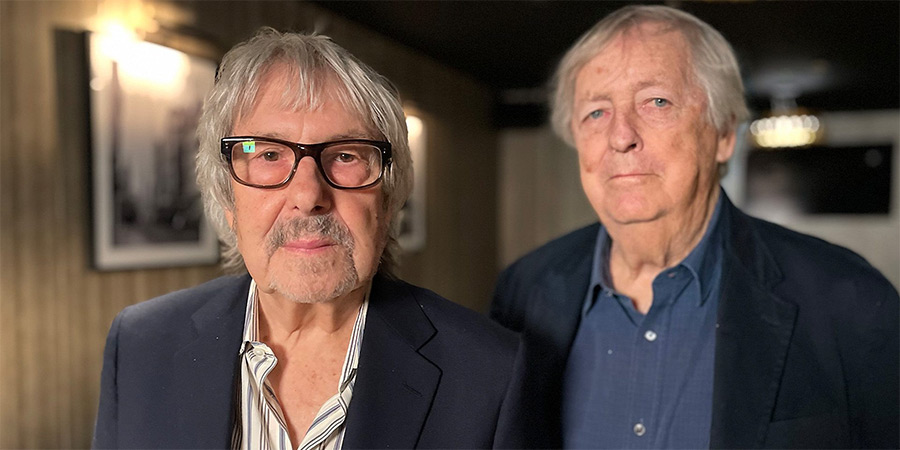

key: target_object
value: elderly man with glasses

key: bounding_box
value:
[491,5,898,449]
[93,29,522,450]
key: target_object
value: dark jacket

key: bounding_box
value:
[94,274,523,449]
[491,195,899,448]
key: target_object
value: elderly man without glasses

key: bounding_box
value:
[93,29,522,449]
[491,5,899,449]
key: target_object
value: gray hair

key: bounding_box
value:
[196,28,413,276]
[550,5,749,146]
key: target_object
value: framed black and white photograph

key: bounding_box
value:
[398,112,427,252]
[88,32,219,270]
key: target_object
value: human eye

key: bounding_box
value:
[587,109,605,120]
[326,144,373,165]
[239,141,290,165]
[334,152,359,163]
[636,95,677,125]
[253,143,287,162]
[261,151,281,161]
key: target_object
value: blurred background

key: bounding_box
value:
[1,1,897,447]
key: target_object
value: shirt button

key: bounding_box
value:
[644,330,657,342]
[633,423,646,436]
[667,270,676,278]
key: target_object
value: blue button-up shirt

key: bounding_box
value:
[562,195,727,449]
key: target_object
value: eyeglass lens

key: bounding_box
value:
[230,140,383,188]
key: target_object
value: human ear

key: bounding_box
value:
[715,127,737,164]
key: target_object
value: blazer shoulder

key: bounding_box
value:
[736,212,898,332]
[386,278,519,358]
[502,223,600,281]
[114,274,250,336]
[491,223,598,331]
[745,214,896,294]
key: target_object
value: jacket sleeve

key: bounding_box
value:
[490,265,526,333]
[92,311,123,449]
[852,280,899,448]
[492,338,534,449]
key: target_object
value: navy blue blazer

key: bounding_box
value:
[94,274,523,449]
[492,195,899,448]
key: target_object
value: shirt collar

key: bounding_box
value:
[239,279,371,365]
[588,190,728,310]
[239,280,258,354]
[680,193,726,305]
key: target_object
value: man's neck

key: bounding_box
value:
[605,189,720,313]
[252,282,369,448]
[257,283,368,344]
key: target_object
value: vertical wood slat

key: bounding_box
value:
[17,3,43,446]
[0,1,21,446]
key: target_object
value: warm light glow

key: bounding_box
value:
[400,111,427,251]
[94,30,189,91]
[406,115,423,140]
[90,0,179,90]
[95,0,159,37]
[750,114,821,148]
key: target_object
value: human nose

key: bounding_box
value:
[285,156,331,214]
[608,109,641,153]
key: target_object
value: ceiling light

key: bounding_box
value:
[750,113,821,148]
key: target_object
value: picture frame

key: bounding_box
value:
[87,31,219,270]
[398,112,427,252]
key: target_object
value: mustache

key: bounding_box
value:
[265,214,354,257]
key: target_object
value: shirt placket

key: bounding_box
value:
[626,268,690,448]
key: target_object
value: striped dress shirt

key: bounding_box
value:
[234,280,369,450]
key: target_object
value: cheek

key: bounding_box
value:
[345,196,391,277]
[339,193,388,248]
[579,158,607,205]
[689,129,721,171]
[576,142,605,174]
[231,189,282,243]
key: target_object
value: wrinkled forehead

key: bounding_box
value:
[580,22,699,92]
[232,62,377,135]
[603,21,691,61]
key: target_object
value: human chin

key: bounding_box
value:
[262,214,361,304]
[266,245,359,304]
[596,186,667,225]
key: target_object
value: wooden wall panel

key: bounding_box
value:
[0,1,498,448]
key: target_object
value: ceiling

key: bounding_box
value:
[312,0,899,127]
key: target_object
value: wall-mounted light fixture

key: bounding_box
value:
[89,0,189,91]
[93,33,189,91]
[399,111,427,252]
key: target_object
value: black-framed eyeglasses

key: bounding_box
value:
[221,136,392,190]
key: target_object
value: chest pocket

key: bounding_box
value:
[763,411,849,449]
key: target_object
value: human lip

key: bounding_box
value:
[281,238,336,252]
[609,172,652,180]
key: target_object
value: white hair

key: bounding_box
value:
[196,28,413,276]
[550,5,749,146]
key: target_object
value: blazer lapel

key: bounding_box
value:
[521,227,596,446]
[526,244,593,363]
[342,276,441,449]
[709,200,797,448]
[172,275,249,448]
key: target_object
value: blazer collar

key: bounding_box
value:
[342,275,441,449]
[709,196,798,448]
[517,226,597,446]
[172,275,250,448]
[529,225,598,354]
